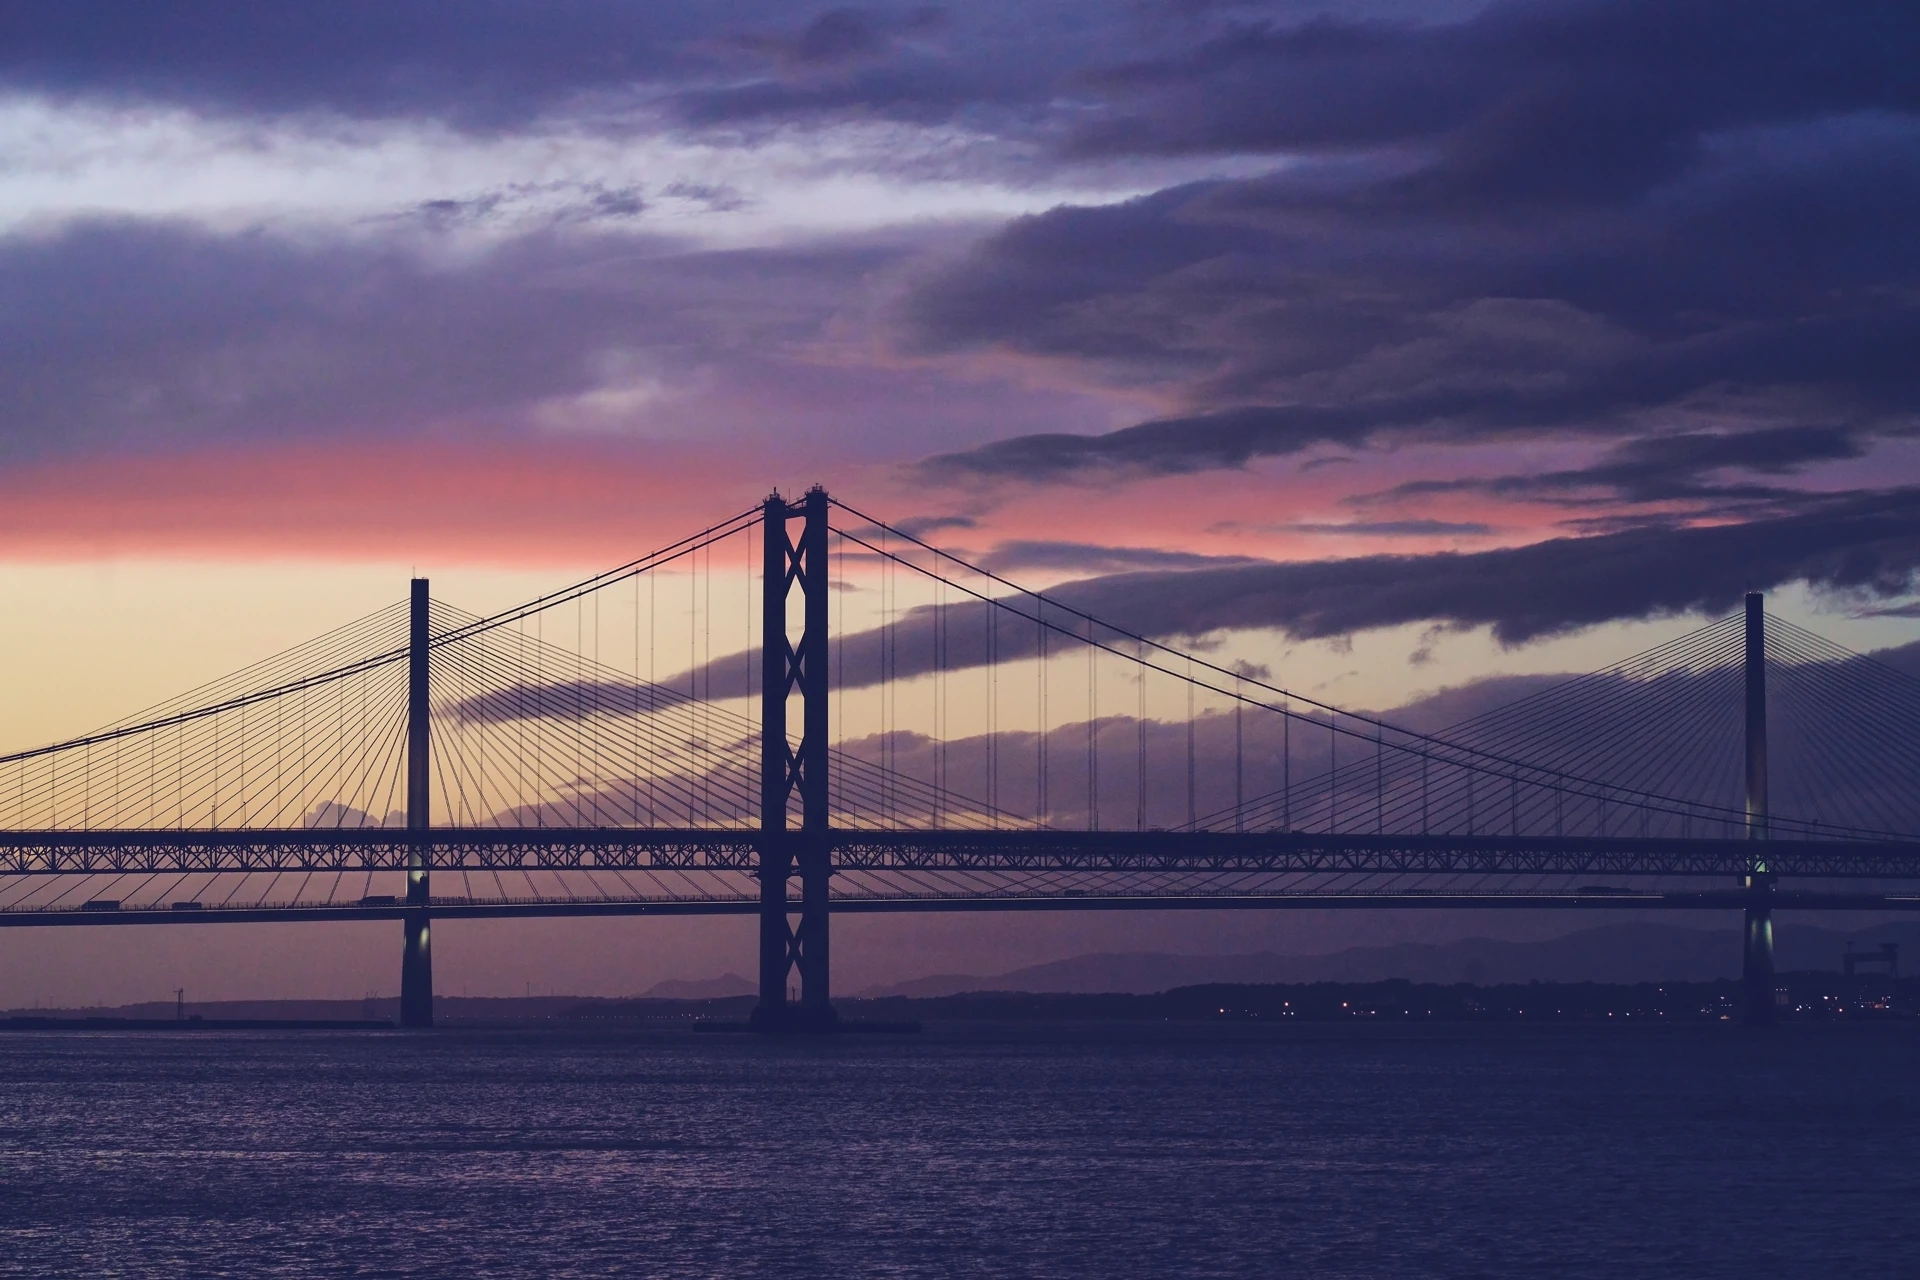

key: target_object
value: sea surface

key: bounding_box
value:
[1,1023,1915,1278]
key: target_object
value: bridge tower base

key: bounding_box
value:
[1742,882,1775,1025]
[751,488,836,1033]
[400,577,434,1029]
[401,911,432,1027]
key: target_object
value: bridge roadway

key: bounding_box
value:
[3,828,1919,925]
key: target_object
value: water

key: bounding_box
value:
[2,1024,1914,1277]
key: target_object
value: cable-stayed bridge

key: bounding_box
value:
[3,489,1918,1028]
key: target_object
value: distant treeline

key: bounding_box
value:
[561,974,1920,1024]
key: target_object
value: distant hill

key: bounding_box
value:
[17,922,1917,1020]
[855,921,1920,996]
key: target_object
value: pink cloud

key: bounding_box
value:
[0,440,780,566]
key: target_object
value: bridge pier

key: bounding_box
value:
[1742,876,1775,1024]
[1740,591,1775,1025]
[751,487,836,1032]
[400,577,434,1029]
[754,839,791,1021]
[798,830,833,1024]
[401,908,431,1026]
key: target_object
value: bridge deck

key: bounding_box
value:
[2,889,1918,927]
[2,827,1917,877]
[4,828,1920,924]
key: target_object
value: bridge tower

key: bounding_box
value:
[751,487,836,1031]
[1741,590,1775,1025]
[400,577,434,1028]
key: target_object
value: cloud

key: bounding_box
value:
[1276,520,1496,538]
[1854,601,1920,621]
[726,8,902,69]
[17,2,1918,504]
[1071,1,1920,184]
[1364,426,1870,509]
[897,3,1920,492]
[0,216,936,462]
[917,402,1379,479]
[721,6,944,71]
[0,1,1073,138]
[905,140,1920,481]
[978,540,1263,574]
[391,181,648,231]
[998,487,1920,647]
[890,514,977,540]
[629,485,1920,711]
[0,1,701,128]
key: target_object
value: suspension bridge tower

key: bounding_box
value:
[751,487,836,1031]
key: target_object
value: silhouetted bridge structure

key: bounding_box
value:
[4,490,1918,1028]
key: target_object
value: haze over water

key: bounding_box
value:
[3,1025,1912,1278]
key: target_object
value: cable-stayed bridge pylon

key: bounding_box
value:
[3,488,1918,1029]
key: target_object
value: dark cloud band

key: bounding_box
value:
[635,487,1920,706]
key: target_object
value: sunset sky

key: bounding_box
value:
[2,1,1917,1002]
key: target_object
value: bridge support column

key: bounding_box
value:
[751,487,836,1032]
[1740,591,1775,1025]
[400,577,434,1029]
[1743,876,1775,1024]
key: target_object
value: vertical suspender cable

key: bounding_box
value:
[1328,711,1337,834]
[1281,702,1289,833]
[688,554,697,826]
[1037,593,1047,828]
[1137,636,1147,832]
[988,589,998,825]
[934,561,943,827]
[1088,618,1098,831]
[1234,677,1244,832]
[1187,657,1196,830]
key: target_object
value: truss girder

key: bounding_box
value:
[0,828,1917,879]
[0,829,757,875]
[828,831,1920,879]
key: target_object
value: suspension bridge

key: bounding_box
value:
[3,489,1918,1028]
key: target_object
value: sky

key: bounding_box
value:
[1,0,1918,1003]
